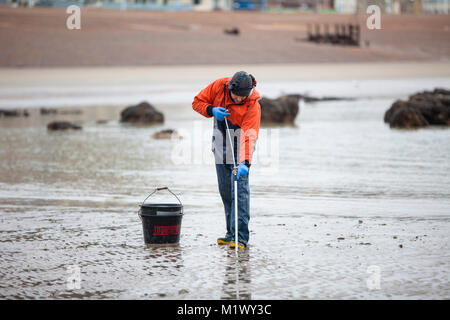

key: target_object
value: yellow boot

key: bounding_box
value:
[217,237,233,245]
[229,241,246,250]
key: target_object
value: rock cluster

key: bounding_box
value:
[0,109,29,117]
[384,88,450,129]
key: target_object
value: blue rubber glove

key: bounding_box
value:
[212,107,230,121]
[236,163,249,181]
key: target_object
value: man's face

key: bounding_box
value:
[230,91,247,104]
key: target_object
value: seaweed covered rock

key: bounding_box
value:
[47,121,82,131]
[151,129,182,140]
[120,101,164,124]
[384,89,450,129]
[0,109,29,117]
[259,95,300,124]
[40,108,58,115]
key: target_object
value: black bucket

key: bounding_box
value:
[138,187,183,245]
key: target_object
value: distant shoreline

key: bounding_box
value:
[1,62,450,88]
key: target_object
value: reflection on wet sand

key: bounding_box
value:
[221,250,252,300]
[144,246,184,277]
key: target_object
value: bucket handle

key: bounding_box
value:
[138,187,183,220]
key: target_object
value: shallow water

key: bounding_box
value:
[0,86,450,299]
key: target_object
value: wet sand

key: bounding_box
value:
[1,61,449,111]
[2,61,450,88]
[1,94,449,299]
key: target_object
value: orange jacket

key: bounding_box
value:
[192,77,261,165]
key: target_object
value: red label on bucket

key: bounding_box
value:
[153,225,180,236]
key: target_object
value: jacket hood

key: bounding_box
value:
[248,88,260,101]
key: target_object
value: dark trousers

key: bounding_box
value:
[215,164,250,245]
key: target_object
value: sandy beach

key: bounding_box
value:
[1,7,450,67]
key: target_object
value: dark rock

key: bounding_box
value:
[96,120,108,124]
[259,95,300,124]
[389,104,429,129]
[40,108,58,115]
[120,101,164,124]
[224,27,239,35]
[0,109,19,117]
[47,121,82,131]
[151,129,182,140]
[60,109,82,115]
[295,94,354,103]
[0,109,29,117]
[384,88,450,129]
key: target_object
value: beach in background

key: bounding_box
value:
[1,7,449,67]
[1,61,450,109]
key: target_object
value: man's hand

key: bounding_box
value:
[236,163,249,181]
[212,107,230,121]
